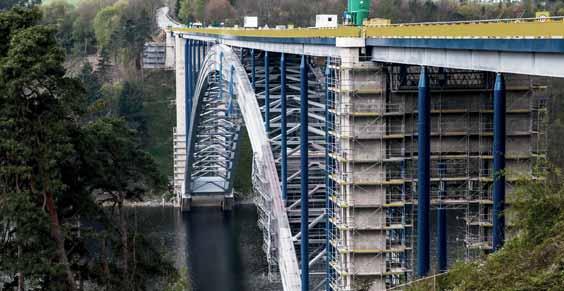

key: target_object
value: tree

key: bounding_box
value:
[0,0,40,11]
[93,2,123,51]
[118,81,148,143]
[178,0,194,23]
[205,0,236,24]
[1,7,173,290]
[41,0,77,53]
[0,8,83,289]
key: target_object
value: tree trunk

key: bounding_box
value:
[17,246,24,291]
[118,202,129,287]
[45,192,76,291]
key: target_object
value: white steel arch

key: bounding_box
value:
[186,44,301,291]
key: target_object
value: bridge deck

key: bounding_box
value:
[173,17,564,40]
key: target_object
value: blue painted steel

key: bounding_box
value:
[324,57,331,291]
[181,32,338,46]
[416,66,430,277]
[185,39,192,124]
[492,72,506,251]
[264,51,270,133]
[280,53,288,201]
[197,40,201,75]
[219,51,224,101]
[185,39,192,196]
[366,38,564,54]
[299,54,309,291]
[227,65,235,116]
[251,49,256,90]
[191,40,196,93]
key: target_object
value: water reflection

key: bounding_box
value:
[136,205,281,291]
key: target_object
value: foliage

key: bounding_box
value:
[141,70,176,178]
[0,7,174,290]
[164,267,190,291]
[0,0,40,10]
[174,0,564,27]
[92,1,123,51]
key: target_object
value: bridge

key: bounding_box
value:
[154,8,563,291]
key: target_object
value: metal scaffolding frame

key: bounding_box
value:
[238,48,329,289]
[174,36,549,291]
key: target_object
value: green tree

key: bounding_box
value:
[0,8,83,290]
[0,7,174,290]
[92,2,123,51]
[0,0,40,10]
[41,0,77,53]
[118,81,148,144]
[178,0,194,22]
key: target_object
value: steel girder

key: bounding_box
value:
[239,48,329,290]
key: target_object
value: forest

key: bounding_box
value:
[174,0,564,27]
[0,1,184,290]
[1,0,564,290]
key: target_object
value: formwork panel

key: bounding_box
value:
[351,186,386,207]
[352,253,386,275]
[354,208,386,229]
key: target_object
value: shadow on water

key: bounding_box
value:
[185,208,246,291]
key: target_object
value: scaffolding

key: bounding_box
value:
[327,56,412,291]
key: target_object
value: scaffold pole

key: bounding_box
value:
[281,53,288,201]
[300,54,310,291]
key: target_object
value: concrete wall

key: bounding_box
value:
[174,37,187,196]
[351,186,386,206]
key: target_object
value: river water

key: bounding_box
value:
[135,205,281,291]
[135,206,467,291]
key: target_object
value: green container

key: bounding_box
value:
[348,0,370,26]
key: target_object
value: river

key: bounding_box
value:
[134,205,281,291]
[134,205,467,291]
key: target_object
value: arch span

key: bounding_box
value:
[184,44,301,291]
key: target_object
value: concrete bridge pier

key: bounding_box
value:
[181,196,192,212]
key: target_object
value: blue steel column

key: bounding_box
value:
[324,57,331,291]
[228,65,235,116]
[219,52,224,101]
[280,53,288,201]
[416,66,430,277]
[197,40,201,75]
[299,54,309,291]
[191,40,196,92]
[437,163,447,272]
[184,39,192,198]
[264,52,270,132]
[251,49,256,90]
[492,73,506,251]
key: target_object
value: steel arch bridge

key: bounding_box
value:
[163,13,564,291]
[180,44,327,290]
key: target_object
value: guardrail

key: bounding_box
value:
[170,16,564,39]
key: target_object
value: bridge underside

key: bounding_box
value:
[172,34,548,291]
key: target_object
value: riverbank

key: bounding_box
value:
[124,196,256,208]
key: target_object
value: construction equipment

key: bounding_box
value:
[345,0,371,26]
